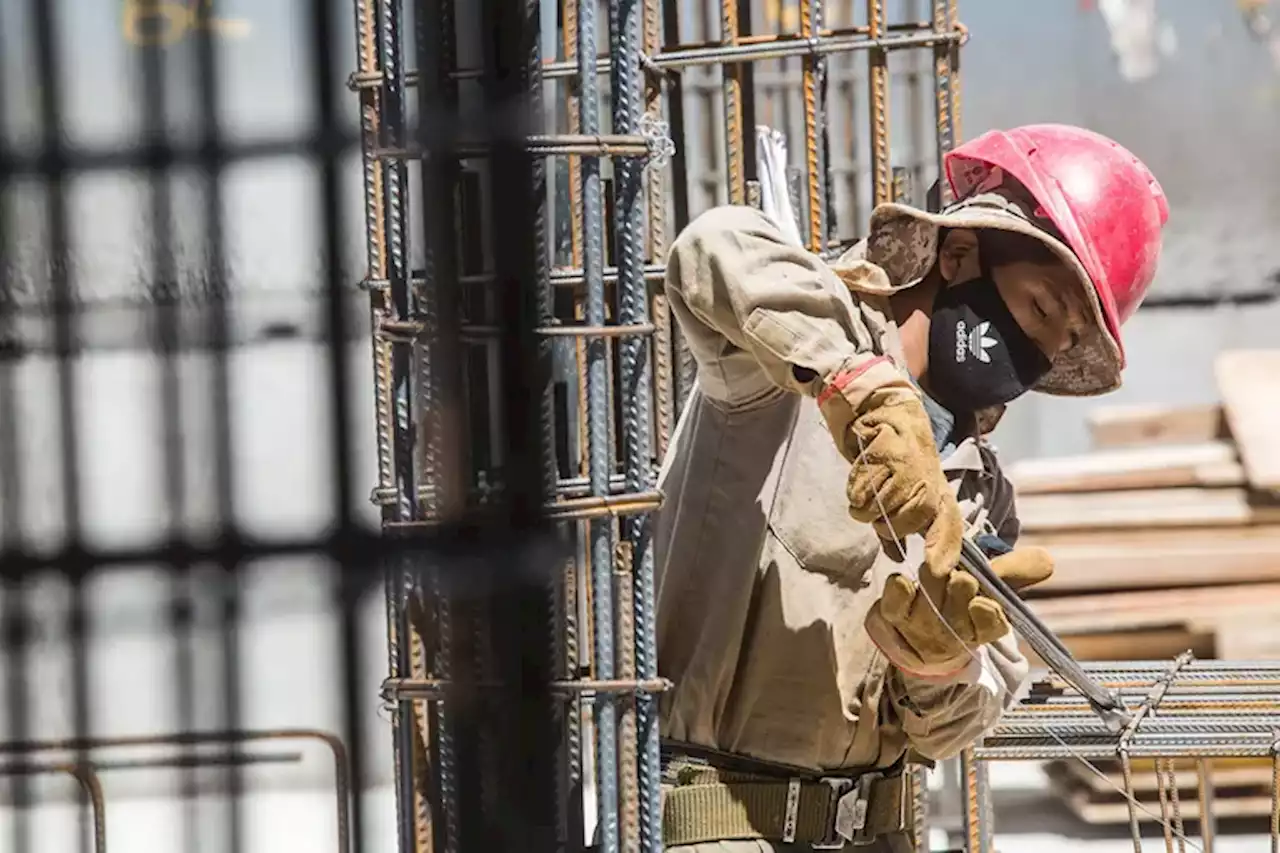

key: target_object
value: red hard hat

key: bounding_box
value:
[944,124,1168,390]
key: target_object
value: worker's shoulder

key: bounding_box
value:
[672,204,781,251]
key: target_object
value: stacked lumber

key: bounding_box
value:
[1008,351,1280,653]
[1004,350,1280,826]
[1044,758,1275,826]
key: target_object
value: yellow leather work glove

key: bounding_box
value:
[842,385,964,576]
[865,547,1056,679]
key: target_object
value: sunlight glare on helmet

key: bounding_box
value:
[1054,160,1101,207]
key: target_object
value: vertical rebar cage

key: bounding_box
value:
[352,0,964,851]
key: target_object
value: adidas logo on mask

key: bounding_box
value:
[955,319,998,364]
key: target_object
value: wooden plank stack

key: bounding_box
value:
[1004,350,1280,825]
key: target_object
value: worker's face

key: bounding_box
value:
[938,229,1089,363]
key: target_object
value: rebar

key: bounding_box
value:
[801,0,827,250]
[347,22,964,87]
[722,0,746,203]
[959,538,1131,727]
[645,0,674,460]
[0,728,352,853]
[367,2,428,852]
[615,543,640,853]
[977,656,1280,849]
[610,0,664,846]
[931,0,957,206]
[578,4,620,853]
[961,747,992,853]
[910,765,929,853]
[1198,760,1217,853]
[867,0,890,208]
[0,763,106,853]
[375,134,656,158]
[360,2,977,851]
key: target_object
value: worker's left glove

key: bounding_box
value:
[839,385,965,578]
[865,547,1055,680]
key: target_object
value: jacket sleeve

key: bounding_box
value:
[883,638,1029,761]
[880,441,1030,761]
[665,204,909,428]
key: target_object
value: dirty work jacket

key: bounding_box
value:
[654,204,1029,774]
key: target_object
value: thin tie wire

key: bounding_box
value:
[848,426,1207,853]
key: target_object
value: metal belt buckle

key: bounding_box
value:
[810,771,878,850]
[812,772,885,849]
[849,771,890,847]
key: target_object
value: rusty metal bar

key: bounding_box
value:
[615,542,640,853]
[0,729,352,853]
[0,763,107,853]
[468,323,657,340]
[645,0,674,460]
[931,0,957,206]
[800,0,826,250]
[1197,760,1217,852]
[904,0,927,207]
[383,320,657,343]
[578,0,620,847]
[866,0,890,208]
[722,0,746,204]
[383,676,672,701]
[558,12,591,846]
[1273,747,1280,853]
[960,747,992,853]
[374,471,650,509]
[375,134,654,159]
[386,493,666,535]
[363,263,668,294]
[948,0,962,142]
[347,22,964,87]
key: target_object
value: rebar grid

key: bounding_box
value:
[355,2,967,851]
[972,656,1280,852]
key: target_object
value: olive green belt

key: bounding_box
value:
[661,759,909,848]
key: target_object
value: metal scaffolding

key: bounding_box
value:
[352,0,964,851]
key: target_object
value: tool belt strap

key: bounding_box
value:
[661,770,908,847]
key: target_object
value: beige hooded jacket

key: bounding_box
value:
[654,203,1029,775]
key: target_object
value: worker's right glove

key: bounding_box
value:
[865,547,1056,679]
[841,385,965,577]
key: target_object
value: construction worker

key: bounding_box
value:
[654,124,1167,852]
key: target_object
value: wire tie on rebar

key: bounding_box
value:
[1118,651,1195,754]
[380,317,425,344]
[954,21,971,46]
[1144,651,1194,713]
[638,52,668,80]
[640,114,676,170]
[346,70,379,91]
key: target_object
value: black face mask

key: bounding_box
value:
[927,275,1052,414]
